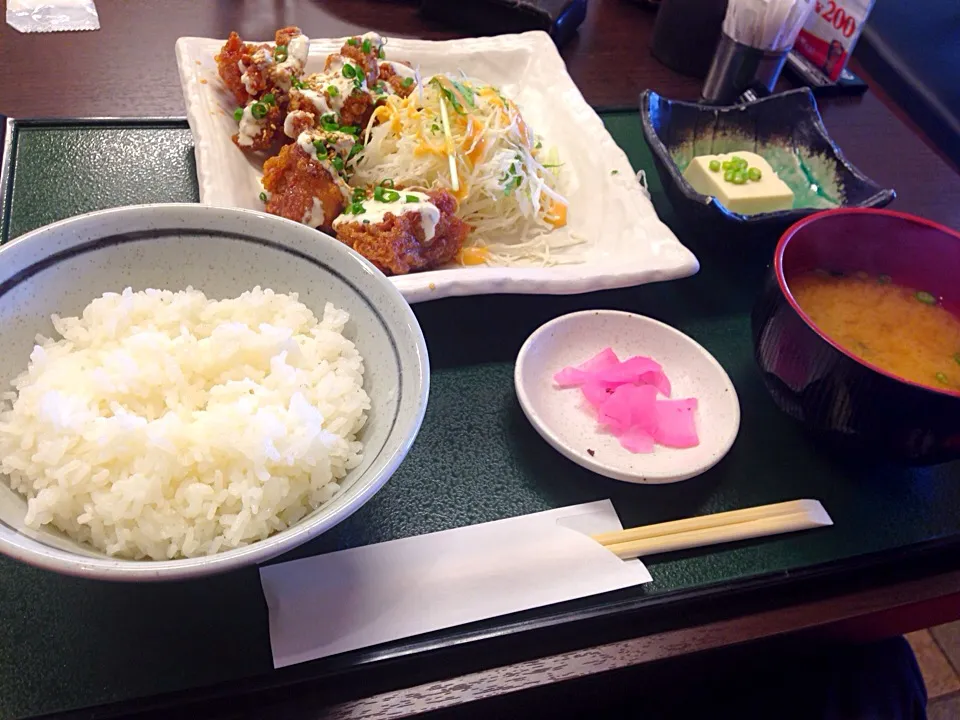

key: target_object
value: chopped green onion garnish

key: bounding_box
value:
[322,122,339,132]
[381,179,394,188]
[378,47,385,59]
[916,291,937,305]
[274,45,288,63]
[402,77,414,88]
[936,372,949,385]
[342,64,356,79]
[747,167,761,181]
[340,125,358,135]
[353,187,366,200]
[233,107,243,122]
[362,38,371,54]
[347,38,358,46]
[321,113,336,124]
[327,85,339,97]
[405,194,419,203]
[353,77,363,90]
[263,93,275,105]
[382,189,400,202]
[347,202,365,214]
[259,191,267,202]
[348,143,363,159]
[430,123,440,133]
[878,274,891,284]
[313,139,326,154]
[331,156,344,171]
[708,160,721,172]
[250,102,268,119]
[535,141,542,149]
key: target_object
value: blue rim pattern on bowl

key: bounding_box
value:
[0,204,430,580]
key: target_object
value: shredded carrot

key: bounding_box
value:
[459,246,490,265]
[544,200,567,228]
[462,116,486,166]
[413,142,447,157]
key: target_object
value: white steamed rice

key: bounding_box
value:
[0,287,370,560]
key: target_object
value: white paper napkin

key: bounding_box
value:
[7,0,100,32]
[261,500,651,668]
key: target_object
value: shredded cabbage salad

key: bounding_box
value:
[350,74,576,266]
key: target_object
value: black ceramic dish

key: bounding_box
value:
[752,208,960,465]
[640,88,895,238]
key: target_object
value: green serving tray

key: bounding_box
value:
[0,115,959,719]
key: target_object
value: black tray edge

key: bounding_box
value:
[34,534,960,720]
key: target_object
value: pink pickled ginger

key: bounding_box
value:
[553,347,699,454]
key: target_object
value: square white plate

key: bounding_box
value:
[175,31,698,303]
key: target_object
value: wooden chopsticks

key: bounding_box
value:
[592,499,833,560]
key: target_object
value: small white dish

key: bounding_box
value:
[515,310,740,484]
[175,31,699,302]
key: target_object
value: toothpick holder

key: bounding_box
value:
[701,32,788,105]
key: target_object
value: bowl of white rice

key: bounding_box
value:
[0,204,428,581]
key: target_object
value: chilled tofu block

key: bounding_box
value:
[682,151,794,215]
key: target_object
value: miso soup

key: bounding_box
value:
[791,271,960,391]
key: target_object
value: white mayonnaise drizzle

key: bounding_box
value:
[296,129,355,161]
[361,31,384,50]
[332,190,440,243]
[294,130,354,202]
[293,53,367,122]
[301,196,327,228]
[284,110,314,139]
[237,104,265,147]
[296,88,332,116]
[275,34,310,82]
[383,61,416,80]
[239,47,273,95]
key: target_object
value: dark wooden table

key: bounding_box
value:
[2,2,960,718]
[1,0,958,228]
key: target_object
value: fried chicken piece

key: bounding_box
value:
[333,190,470,275]
[216,32,257,105]
[378,62,417,98]
[220,26,307,107]
[261,142,349,232]
[274,26,302,48]
[339,91,376,130]
[233,102,284,152]
[340,34,383,87]
[283,109,316,139]
[290,70,375,131]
